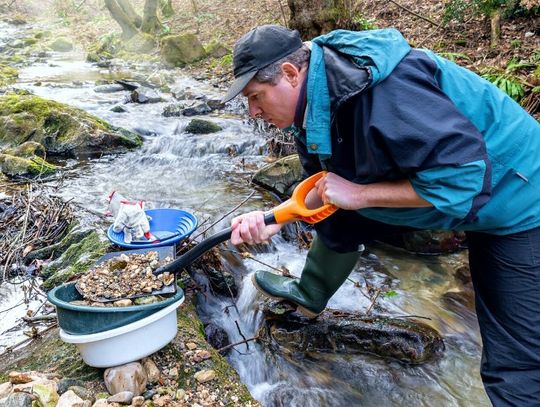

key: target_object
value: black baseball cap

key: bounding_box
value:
[221,25,302,103]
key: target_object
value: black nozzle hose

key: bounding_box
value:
[153,212,277,276]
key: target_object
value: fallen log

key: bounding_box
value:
[258,301,444,364]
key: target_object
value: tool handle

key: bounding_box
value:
[268,171,337,224]
[154,171,334,276]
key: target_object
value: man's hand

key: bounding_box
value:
[230,211,283,245]
[315,172,366,210]
[314,172,432,210]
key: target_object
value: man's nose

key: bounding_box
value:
[248,103,262,119]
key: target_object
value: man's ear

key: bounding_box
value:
[281,62,300,87]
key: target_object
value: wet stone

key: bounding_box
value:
[205,323,230,350]
[57,378,84,394]
[142,389,156,400]
[4,392,34,407]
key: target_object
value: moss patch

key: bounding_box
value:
[0,153,58,177]
[41,231,109,290]
[0,63,18,86]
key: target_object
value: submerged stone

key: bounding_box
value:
[185,118,222,134]
[259,305,445,364]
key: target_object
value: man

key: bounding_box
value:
[223,24,540,405]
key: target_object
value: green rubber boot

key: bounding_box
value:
[252,236,361,318]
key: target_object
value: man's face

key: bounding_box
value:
[242,72,300,129]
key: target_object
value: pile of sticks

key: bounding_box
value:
[0,184,73,282]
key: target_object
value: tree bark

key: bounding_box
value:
[141,0,161,34]
[104,0,140,39]
[490,9,502,48]
[160,0,174,18]
[116,0,142,28]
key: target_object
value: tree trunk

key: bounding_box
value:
[104,0,140,39]
[287,0,353,39]
[141,0,161,34]
[160,0,174,18]
[490,9,501,48]
[116,0,142,28]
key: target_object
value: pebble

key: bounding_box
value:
[107,390,134,404]
[186,342,198,350]
[194,369,216,383]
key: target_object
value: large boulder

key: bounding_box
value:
[160,34,206,66]
[0,140,58,177]
[124,33,156,54]
[252,154,303,198]
[0,94,142,158]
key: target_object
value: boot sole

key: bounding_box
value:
[250,273,320,319]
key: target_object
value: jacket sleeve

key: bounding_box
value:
[364,52,492,222]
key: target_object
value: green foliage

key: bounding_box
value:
[532,49,540,64]
[438,52,471,62]
[480,59,531,101]
[352,14,378,30]
[384,290,398,298]
[510,39,522,48]
[161,24,171,36]
[443,0,510,23]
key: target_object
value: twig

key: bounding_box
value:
[365,289,381,316]
[393,314,432,320]
[219,248,288,275]
[388,0,441,28]
[418,24,445,48]
[234,320,249,351]
[217,335,259,353]
[0,323,57,357]
[276,0,288,27]
[191,191,255,241]
[22,314,57,323]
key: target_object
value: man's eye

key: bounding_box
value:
[250,94,259,101]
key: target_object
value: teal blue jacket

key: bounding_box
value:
[298,29,540,236]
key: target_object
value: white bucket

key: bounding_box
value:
[60,296,184,368]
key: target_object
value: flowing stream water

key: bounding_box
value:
[0,21,491,406]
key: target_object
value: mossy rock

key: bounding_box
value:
[0,94,142,157]
[0,63,18,86]
[124,33,156,54]
[41,231,109,290]
[160,34,206,66]
[26,222,93,262]
[49,37,73,52]
[185,118,222,134]
[0,153,58,177]
[4,141,45,157]
[252,154,303,198]
[204,41,230,59]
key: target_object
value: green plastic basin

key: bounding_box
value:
[48,282,184,335]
